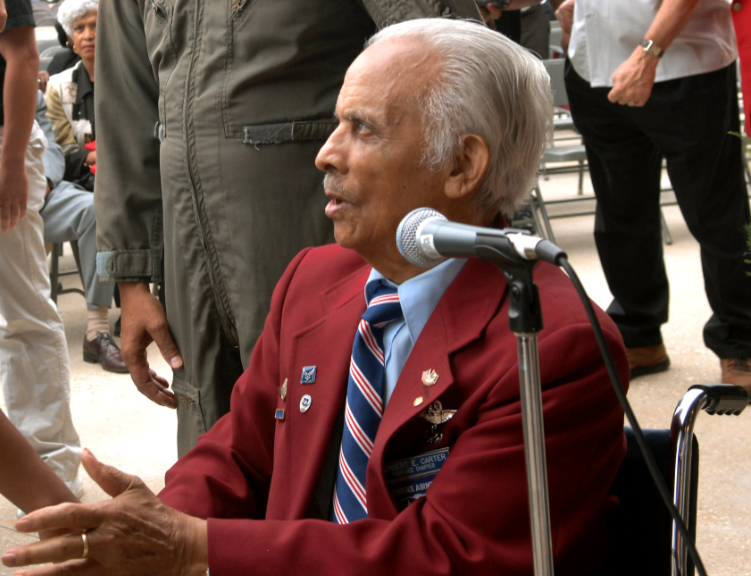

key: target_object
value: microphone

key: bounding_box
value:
[396,207,567,268]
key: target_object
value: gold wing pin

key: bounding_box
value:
[419,400,457,425]
[279,378,288,401]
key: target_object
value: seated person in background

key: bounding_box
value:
[37,90,126,373]
[44,0,97,192]
[46,21,81,76]
[0,410,78,523]
[2,19,628,575]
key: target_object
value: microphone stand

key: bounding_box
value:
[475,241,554,576]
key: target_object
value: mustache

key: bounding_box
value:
[323,174,350,198]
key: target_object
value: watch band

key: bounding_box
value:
[488,0,512,9]
[640,39,664,58]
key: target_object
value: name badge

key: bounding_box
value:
[383,447,450,511]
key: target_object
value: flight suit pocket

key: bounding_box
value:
[242,119,338,147]
[143,0,178,138]
[221,0,368,138]
[173,377,207,457]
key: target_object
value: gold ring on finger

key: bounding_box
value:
[81,531,90,559]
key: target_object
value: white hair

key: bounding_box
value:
[57,0,99,38]
[365,19,553,217]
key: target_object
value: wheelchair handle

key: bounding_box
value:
[688,384,750,416]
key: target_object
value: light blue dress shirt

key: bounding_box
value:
[367,258,467,406]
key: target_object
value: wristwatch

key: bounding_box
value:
[640,39,664,58]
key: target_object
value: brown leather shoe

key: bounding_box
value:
[720,358,751,393]
[83,332,128,374]
[626,344,670,379]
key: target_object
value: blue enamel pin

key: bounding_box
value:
[301,366,317,384]
[275,409,285,420]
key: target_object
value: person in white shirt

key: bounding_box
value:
[556,0,751,391]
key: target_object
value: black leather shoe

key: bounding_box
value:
[83,332,128,374]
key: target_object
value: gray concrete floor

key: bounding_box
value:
[1,166,750,574]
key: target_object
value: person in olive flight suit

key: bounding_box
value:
[93,0,482,455]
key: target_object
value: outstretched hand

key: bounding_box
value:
[119,281,182,408]
[1,449,208,576]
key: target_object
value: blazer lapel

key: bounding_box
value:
[367,259,508,517]
[278,266,369,518]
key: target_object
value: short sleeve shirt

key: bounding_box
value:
[569,0,737,87]
[0,0,35,125]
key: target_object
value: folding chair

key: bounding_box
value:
[49,240,86,303]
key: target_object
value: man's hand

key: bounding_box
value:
[119,281,182,408]
[37,71,49,94]
[477,3,503,25]
[0,163,28,232]
[1,450,208,576]
[607,47,659,107]
[554,0,574,53]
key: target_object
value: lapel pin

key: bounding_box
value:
[301,366,317,384]
[419,401,457,444]
[421,369,439,386]
[300,394,312,413]
[413,396,424,407]
[275,408,285,420]
[419,400,456,425]
[279,378,288,401]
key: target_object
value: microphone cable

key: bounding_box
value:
[558,256,707,576]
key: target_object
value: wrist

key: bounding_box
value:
[640,39,664,59]
[117,281,151,297]
[184,517,209,576]
[633,46,660,69]
[0,151,27,168]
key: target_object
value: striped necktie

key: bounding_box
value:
[331,280,403,524]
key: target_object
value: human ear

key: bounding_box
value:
[444,134,490,200]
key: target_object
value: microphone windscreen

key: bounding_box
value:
[396,207,446,267]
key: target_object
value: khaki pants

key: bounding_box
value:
[0,121,81,487]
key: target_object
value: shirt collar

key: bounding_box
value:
[367,258,467,345]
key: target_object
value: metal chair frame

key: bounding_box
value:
[49,240,85,303]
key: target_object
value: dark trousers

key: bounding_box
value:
[565,60,751,358]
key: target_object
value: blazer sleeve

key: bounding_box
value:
[158,248,315,518]
[93,0,163,282]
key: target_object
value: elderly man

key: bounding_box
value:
[3,19,628,575]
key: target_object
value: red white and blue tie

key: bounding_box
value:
[331,280,402,524]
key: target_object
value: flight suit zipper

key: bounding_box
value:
[182,0,238,344]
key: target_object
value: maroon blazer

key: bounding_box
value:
[159,244,629,576]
